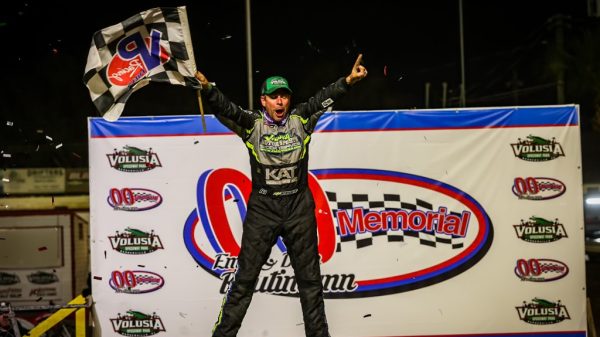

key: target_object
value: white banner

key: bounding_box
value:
[88,105,586,337]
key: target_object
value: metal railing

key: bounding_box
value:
[0,295,90,337]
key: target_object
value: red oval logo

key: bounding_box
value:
[512,177,566,200]
[514,258,569,282]
[109,270,165,294]
[107,187,163,211]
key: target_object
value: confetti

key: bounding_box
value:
[194,140,199,144]
[93,276,103,280]
[38,246,48,251]
[0,237,5,240]
[221,35,232,40]
[2,178,9,182]
[2,153,11,158]
[55,143,63,149]
[6,121,13,126]
[363,314,372,318]
[72,152,81,158]
[46,135,53,141]
[137,265,145,268]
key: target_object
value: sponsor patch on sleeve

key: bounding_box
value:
[321,98,334,108]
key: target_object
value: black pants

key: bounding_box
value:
[212,188,330,337]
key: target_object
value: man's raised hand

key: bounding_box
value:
[346,54,368,85]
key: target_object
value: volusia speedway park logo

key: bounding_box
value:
[510,135,565,162]
[107,146,162,172]
[183,168,494,298]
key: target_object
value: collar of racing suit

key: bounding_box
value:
[262,109,289,126]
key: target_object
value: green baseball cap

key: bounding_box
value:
[261,76,292,95]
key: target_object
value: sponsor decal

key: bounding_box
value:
[110,310,166,336]
[516,298,570,324]
[513,216,567,243]
[511,135,565,161]
[109,270,165,294]
[109,228,164,254]
[184,168,493,298]
[270,78,286,86]
[0,288,22,299]
[0,272,20,285]
[107,29,170,87]
[29,287,58,297]
[321,98,334,108]
[107,187,162,211]
[259,132,302,154]
[265,165,298,186]
[512,177,566,200]
[514,258,569,282]
[107,146,162,172]
[27,271,58,285]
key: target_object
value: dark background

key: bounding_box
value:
[0,0,598,176]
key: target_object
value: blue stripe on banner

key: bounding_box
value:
[88,105,578,137]
[89,115,234,138]
[315,105,579,132]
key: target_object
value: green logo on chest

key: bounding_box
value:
[260,132,302,154]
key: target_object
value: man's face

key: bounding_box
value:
[260,89,291,123]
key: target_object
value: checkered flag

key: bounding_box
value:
[83,6,200,121]
[326,191,465,252]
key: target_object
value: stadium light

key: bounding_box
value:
[586,196,600,205]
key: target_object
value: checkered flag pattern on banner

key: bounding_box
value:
[83,6,200,121]
[326,191,465,252]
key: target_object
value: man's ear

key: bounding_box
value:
[260,95,267,108]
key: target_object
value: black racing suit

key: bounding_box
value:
[203,77,351,337]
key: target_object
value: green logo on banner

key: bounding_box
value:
[511,135,565,161]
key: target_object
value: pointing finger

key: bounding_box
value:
[353,54,363,71]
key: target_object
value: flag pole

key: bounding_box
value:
[179,6,206,132]
[196,90,207,132]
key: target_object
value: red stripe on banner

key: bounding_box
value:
[309,173,336,263]
[205,168,252,257]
